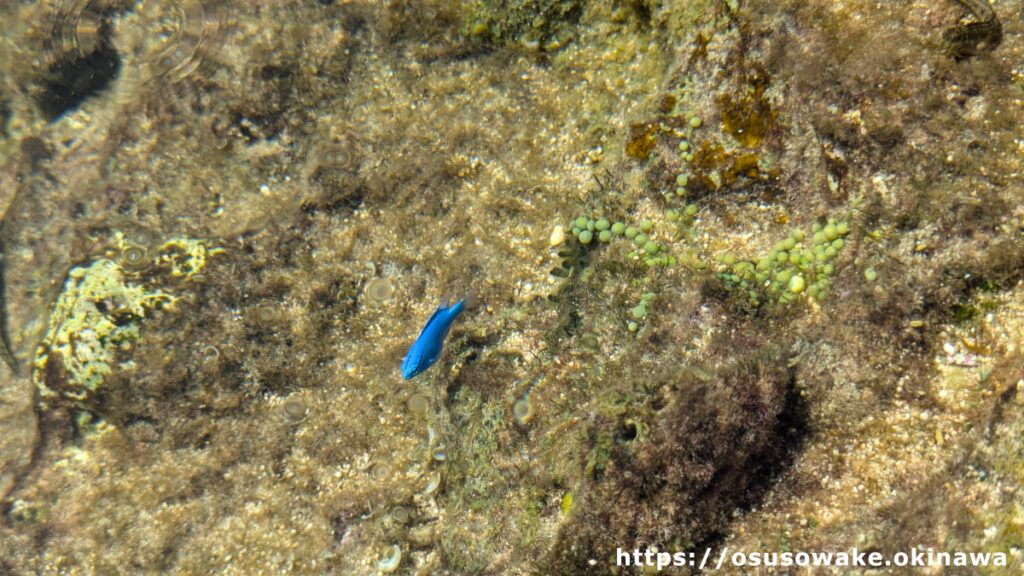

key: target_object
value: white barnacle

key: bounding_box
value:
[364,277,396,304]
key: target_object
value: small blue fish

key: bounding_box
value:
[401,297,467,379]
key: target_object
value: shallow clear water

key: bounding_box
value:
[1,0,1023,574]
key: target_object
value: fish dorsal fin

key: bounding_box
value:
[423,305,448,326]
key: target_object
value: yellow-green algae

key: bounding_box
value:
[33,236,221,402]
[33,258,173,400]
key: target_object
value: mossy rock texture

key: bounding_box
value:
[545,346,801,572]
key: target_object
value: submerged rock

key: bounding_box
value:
[0,362,38,501]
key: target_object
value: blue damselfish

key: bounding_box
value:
[401,297,467,379]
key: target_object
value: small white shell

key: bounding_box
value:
[422,471,441,496]
[550,225,565,247]
[377,544,401,573]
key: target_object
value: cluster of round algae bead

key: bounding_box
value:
[595,219,612,243]
[628,292,657,329]
[566,214,671,267]
[718,216,852,305]
[570,216,612,244]
[669,112,702,196]
[569,215,644,246]
[670,172,689,198]
[667,204,700,228]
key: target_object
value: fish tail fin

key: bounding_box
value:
[441,287,478,310]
